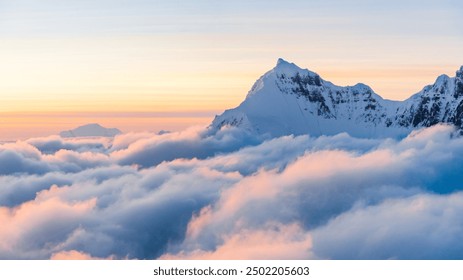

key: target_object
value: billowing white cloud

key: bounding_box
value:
[311,192,463,259]
[1,124,463,259]
[27,135,110,154]
[110,126,263,168]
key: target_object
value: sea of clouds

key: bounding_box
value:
[1,124,463,259]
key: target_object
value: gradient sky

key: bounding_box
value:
[1,0,462,139]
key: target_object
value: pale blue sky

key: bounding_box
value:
[1,0,461,37]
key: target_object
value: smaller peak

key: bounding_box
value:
[436,74,450,83]
[77,123,101,128]
[352,83,373,91]
[353,82,369,88]
[433,74,451,89]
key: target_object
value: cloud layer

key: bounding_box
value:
[1,124,463,259]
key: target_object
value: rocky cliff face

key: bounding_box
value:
[211,59,463,138]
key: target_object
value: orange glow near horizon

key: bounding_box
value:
[0,111,214,141]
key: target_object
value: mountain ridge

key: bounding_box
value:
[211,59,463,138]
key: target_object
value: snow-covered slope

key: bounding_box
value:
[211,58,463,138]
[60,123,121,138]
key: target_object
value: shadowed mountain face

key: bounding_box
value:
[211,59,463,138]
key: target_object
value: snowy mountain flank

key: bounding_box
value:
[211,58,463,138]
[60,123,121,138]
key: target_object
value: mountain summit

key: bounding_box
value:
[211,59,463,138]
[60,123,121,138]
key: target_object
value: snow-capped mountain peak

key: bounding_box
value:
[274,58,321,81]
[275,58,303,73]
[211,59,463,138]
[276,57,292,66]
